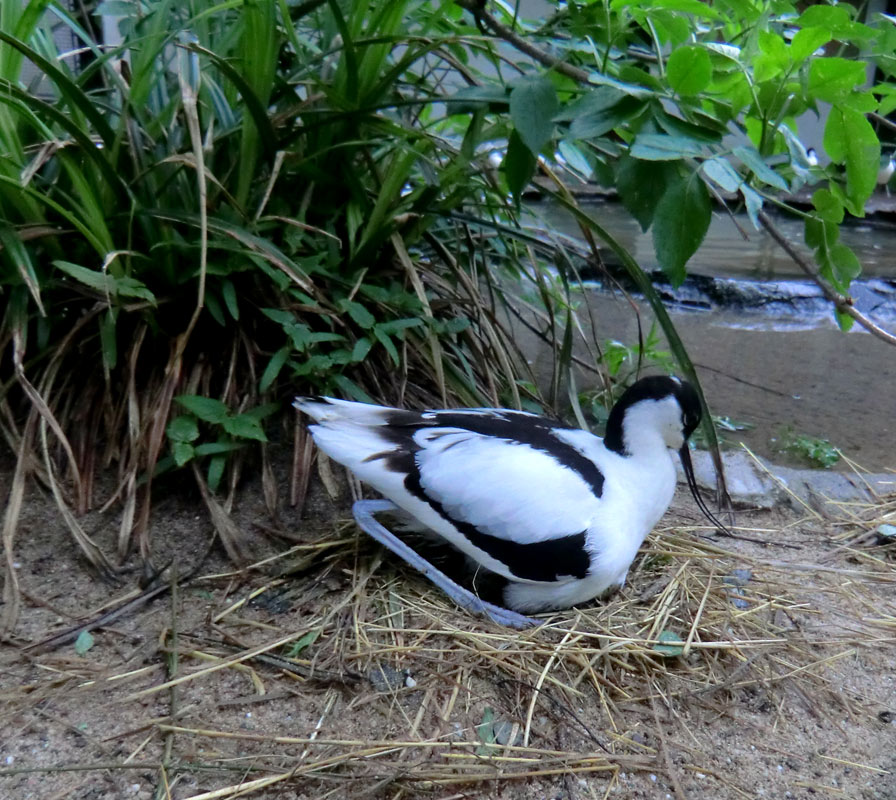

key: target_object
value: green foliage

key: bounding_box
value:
[778,429,841,469]
[461,0,892,308]
[165,397,277,491]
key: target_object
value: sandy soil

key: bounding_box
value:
[1,461,894,800]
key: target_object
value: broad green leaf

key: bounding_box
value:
[827,243,862,289]
[733,146,789,191]
[221,414,268,442]
[652,173,711,286]
[557,141,593,179]
[173,441,195,467]
[812,189,844,224]
[753,31,788,82]
[176,395,230,424]
[167,415,200,443]
[804,217,838,251]
[510,78,558,156]
[505,129,537,202]
[824,107,880,214]
[666,46,712,96]
[616,156,672,231]
[630,133,704,161]
[74,630,94,656]
[809,58,867,104]
[701,157,742,193]
[789,27,831,62]
[569,96,645,139]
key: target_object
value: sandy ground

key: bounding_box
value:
[1,460,895,800]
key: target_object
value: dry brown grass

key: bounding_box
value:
[1,487,895,799]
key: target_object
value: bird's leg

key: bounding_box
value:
[352,499,538,629]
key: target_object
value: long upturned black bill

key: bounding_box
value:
[678,445,734,535]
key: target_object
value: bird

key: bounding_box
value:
[878,152,894,195]
[295,375,728,627]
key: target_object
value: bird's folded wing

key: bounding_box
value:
[414,428,600,545]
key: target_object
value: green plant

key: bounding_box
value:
[777,429,841,469]
[0,0,562,601]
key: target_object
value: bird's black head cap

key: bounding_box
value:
[603,375,701,455]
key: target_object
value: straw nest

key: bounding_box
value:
[2,474,894,799]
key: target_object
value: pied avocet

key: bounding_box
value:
[295,375,727,627]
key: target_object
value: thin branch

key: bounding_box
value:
[454,0,591,83]
[758,211,896,347]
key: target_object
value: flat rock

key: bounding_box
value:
[682,450,895,513]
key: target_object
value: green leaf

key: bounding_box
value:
[331,374,375,403]
[753,31,788,82]
[348,337,370,363]
[824,107,880,215]
[587,71,655,99]
[616,156,672,231]
[701,157,742,193]
[741,184,763,229]
[510,78,559,156]
[221,414,268,442]
[175,396,230,424]
[630,133,704,161]
[652,630,685,657]
[207,455,226,494]
[54,261,156,302]
[74,630,94,655]
[505,129,537,202]
[812,189,844,224]
[568,95,645,139]
[194,442,246,456]
[789,27,831,62]
[284,630,320,658]
[221,278,239,321]
[809,58,867,104]
[666,45,712,96]
[804,216,838,251]
[260,346,290,392]
[733,146,789,191]
[167,416,200,443]
[827,243,862,289]
[373,325,400,365]
[835,309,855,332]
[652,173,711,285]
[343,300,376,329]
[172,441,195,467]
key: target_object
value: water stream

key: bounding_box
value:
[526,201,896,471]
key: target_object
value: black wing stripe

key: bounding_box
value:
[404,473,590,582]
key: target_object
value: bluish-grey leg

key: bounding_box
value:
[352,499,538,629]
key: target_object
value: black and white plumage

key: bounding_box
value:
[295,376,724,627]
